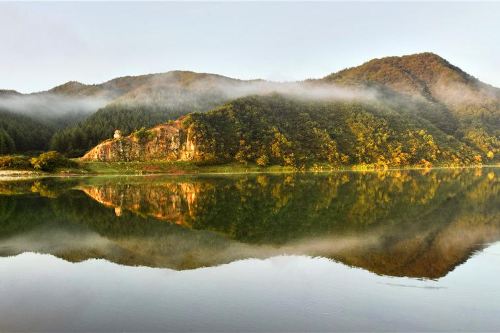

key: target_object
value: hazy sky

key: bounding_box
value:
[2,2,500,93]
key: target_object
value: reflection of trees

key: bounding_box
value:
[180,169,488,244]
[335,171,500,278]
[0,196,16,229]
[0,168,499,278]
[19,169,496,245]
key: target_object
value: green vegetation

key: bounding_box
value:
[81,161,294,175]
[30,151,78,172]
[0,155,32,170]
[133,127,155,142]
[0,53,498,165]
[321,52,500,160]
[0,129,15,154]
[0,109,53,153]
[184,94,481,168]
[0,152,79,173]
[0,168,498,277]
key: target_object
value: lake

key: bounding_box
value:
[0,168,499,331]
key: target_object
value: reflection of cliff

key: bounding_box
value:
[0,169,499,278]
[80,181,210,227]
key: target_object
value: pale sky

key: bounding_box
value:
[1,2,500,93]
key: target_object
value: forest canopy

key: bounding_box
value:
[183,94,482,168]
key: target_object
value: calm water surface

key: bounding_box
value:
[0,168,499,331]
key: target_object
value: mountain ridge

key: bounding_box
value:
[6,53,500,100]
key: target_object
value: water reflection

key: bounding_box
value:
[0,168,498,278]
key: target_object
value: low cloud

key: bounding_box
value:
[111,72,380,110]
[215,80,380,101]
[0,93,111,120]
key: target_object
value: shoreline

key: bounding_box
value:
[1,162,498,180]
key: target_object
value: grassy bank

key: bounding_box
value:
[74,160,500,175]
[80,161,297,175]
[1,155,499,178]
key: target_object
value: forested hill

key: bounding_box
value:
[84,94,494,167]
[50,71,259,156]
[0,71,259,155]
[180,94,489,167]
[320,52,500,159]
[321,52,500,105]
[0,109,53,154]
[0,52,499,161]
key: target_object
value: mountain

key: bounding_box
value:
[0,71,258,154]
[325,53,471,91]
[56,53,500,161]
[50,71,266,156]
[321,53,500,157]
[1,52,499,161]
[84,53,500,167]
[83,94,483,167]
[322,52,500,104]
[0,89,21,97]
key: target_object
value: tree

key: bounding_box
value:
[0,129,15,154]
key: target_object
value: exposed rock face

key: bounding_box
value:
[82,120,200,162]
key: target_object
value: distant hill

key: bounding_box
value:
[0,90,21,97]
[322,52,499,103]
[321,53,500,157]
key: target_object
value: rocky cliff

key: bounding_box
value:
[81,119,200,162]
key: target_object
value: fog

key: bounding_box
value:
[433,80,499,106]
[216,79,380,102]
[1,68,496,125]
[0,93,111,121]
[0,71,385,125]
[105,72,381,110]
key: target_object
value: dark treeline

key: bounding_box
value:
[0,109,53,154]
[50,94,227,157]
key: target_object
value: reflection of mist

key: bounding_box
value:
[197,233,384,268]
[4,251,500,332]
[0,227,112,256]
